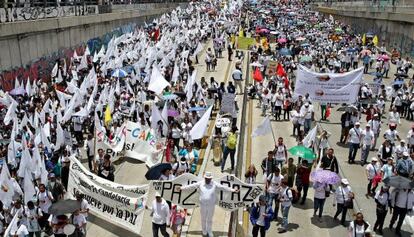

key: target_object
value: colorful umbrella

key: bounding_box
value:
[112,68,128,78]
[163,94,178,100]
[167,109,180,117]
[278,38,287,43]
[310,169,341,184]
[296,37,306,41]
[188,106,207,112]
[380,54,390,61]
[288,146,316,160]
[299,55,312,63]
[279,48,292,56]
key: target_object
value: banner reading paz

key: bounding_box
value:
[67,156,149,234]
[294,65,363,104]
[151,173,264,211]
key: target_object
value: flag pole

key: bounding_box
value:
[270,124,276,143]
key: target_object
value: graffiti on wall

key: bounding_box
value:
[0,5,98,23]
[0,22,138,91]
[0,47,85,91]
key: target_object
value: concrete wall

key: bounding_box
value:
[316,5,414,57]
[0,2,186,90]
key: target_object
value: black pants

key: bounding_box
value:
[297,184,309,202]
[88,155,94,171]
[367,179,377,194]
[374,208,387,231]
[39,212,50,230]
[252,224,266,237]
[274,106,282,120]
[390,206,408,232]
[293,123,300,136]
[152,223,169,237]
[334,203,348,224]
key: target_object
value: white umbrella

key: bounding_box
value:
[250,62,263,67]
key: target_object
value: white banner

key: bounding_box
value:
[151,173,264,211]
[220,93,236,114]
[294,65,363,104]
[124,121,164,167]
[68,157,149,234]
[95,121,164,167]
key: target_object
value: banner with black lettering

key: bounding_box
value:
[68,156,149,234]
[151,173,264,211]
[95,124,126,160]
[294,65,363,104]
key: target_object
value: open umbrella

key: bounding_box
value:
[394,73,409,78]
[10,87,26,96]
[310,169,341,184]
[278,38,287,43]
[279,48,292,56]
[270,31,279,35]
[250,62,263,67]
[392,80,405,86]
[296,37,306,41]
[49,200,81,215]
[383,176,414,189]
[360,49,371,55]
[188,106,207,112]
[112,68,128,78]
[337,105,358,112]
[163,94,178,100]
[301,43,310,47]
[145,163,173,180]
[167,109,180,117]
[380,54,390,61]
[288,146,316,160]
[335,28,343,33]
[299,55,312,63]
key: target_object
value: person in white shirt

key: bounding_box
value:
[24,201,43,237]
[300,102,314,134]
[394,140,409,159]
[37,184,54,231]
[365,157,381,197]
[290,106,303,136]
[380,157,395,180]
[361,124,374,165]
[313,181,330,219]
[266,167,284,221]
[373,186,391,234]
[348,212,371,237]
[76,194,89,220]
[334,179,354,225]
[180,172,238,237]
[72,209,87,236]
[388,107,401,125]
[389,188,414,236]
[407,124,414,153]
[147,192,170,237]
[278,180,293,233]
[368,114,381,150]
[383,124,400,146]
[347,122,362,164]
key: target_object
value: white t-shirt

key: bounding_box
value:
[274,145,287,162]
[407,129,414,145]
[25,207,42,232]
[15,224,29,237]
[280,187,293,207]
[361,129,374,146]
[72,214,87,233]
[348,127,362,144]
[267,173,284,194]
[80,199,89,218]
[256,206,266,226]
[384,129,399,144]
[366,163,380,180]
[349,221,370,237]
[38,191,53,213]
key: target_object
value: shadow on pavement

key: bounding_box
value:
[186,230,228,236]
[310,215,341,229]
[381,228,412,237]
[292,198,314,210]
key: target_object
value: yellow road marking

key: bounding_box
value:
[242,98,253,234]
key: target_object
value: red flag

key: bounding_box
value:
[325,105,331,119]
[276,63,286,77]
[253,67,263,82]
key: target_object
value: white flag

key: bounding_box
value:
[161,102,169,136]
[302,126,318,148]
[4,101,17,125]
[56,123,64,149]
[56,69,63,83]
[251,116,272,137]
[51,63,59,78]
[190,106,213,140]
[185,70,197,102]
[23,169,36,205]
[25,78,32,96]
[171,62,180,83]
[148,67,171,95]
[194,42,203,56]
[151,103,163,131]
[77,53,88,71]
[0,163,15,208]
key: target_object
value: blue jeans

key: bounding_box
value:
[360,144,371,164]
[304,119,312,134]
[276,160,285,169]
[221,147,235,171]
[313,198,326,217]
[281,205,291,230]
[266,192,280,220]
[348,143,360,162]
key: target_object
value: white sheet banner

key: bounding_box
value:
[294,65,363,104]
[151,173,264,211]
[124,121,164,167]
[68,157,148,234]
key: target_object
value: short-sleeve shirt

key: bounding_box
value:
[267,174,284,194]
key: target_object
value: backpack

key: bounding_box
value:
[226,133,237,149]
[286,188,300,204]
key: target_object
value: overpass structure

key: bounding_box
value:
[313,0,414,57]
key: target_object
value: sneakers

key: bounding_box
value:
[278,229,287,233]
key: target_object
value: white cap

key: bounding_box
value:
[155,192,162,197]
[371,157,378,162]
[341,178,349,185]
[365,123,371,127]
[204,171,213,179]
[400,139,406,143]
[403,151,409,157]
[304,102,309,106]
[355,122,360,126]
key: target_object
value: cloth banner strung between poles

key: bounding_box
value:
[294,65,363,104]
[151,173,264,211]
[67,156,149,234]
